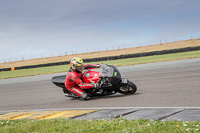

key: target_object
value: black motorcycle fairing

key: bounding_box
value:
[99,64,121,91]
[101,64,121,79]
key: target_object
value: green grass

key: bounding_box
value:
[0,51,200,79]
[0,118,200,133]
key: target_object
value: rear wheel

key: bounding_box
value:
[117,80,137,95]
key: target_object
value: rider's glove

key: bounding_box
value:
[96,64,101,68]
[94,83,100,89]
[92,83,100,92]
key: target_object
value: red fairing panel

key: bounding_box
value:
[82,71,101,84]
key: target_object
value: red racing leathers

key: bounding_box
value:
[65,64,100,98]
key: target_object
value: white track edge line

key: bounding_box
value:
[1,107,200,113]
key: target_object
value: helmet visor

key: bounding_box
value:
[76,65,84,71]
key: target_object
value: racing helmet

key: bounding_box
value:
[70,57,84,72]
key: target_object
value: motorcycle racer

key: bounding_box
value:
[65,57,101,100]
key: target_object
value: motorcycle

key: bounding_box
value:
[51,64,137,98]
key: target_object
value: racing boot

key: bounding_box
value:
[64,93,78,98]
[80,92,91,101]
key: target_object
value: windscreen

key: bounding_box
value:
[101,64,114,77]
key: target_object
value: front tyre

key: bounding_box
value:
[117,80,137,95]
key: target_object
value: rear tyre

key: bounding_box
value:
[117,80,137,95]
[62,87,69,93]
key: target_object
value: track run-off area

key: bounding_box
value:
[0,58,200,121]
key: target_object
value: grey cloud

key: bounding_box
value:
[0,0,200,61]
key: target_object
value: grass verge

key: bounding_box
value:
[0,118,200,133]
[0,50,200,79]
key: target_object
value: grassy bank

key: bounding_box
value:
[0,118,200,133]
[0,50,200,79]
[1,38,200,69]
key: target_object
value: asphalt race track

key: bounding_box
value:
[0,58,200,112]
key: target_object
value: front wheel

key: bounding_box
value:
[117,80,137,95]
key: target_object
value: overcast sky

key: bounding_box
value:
[0,0,200,62]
